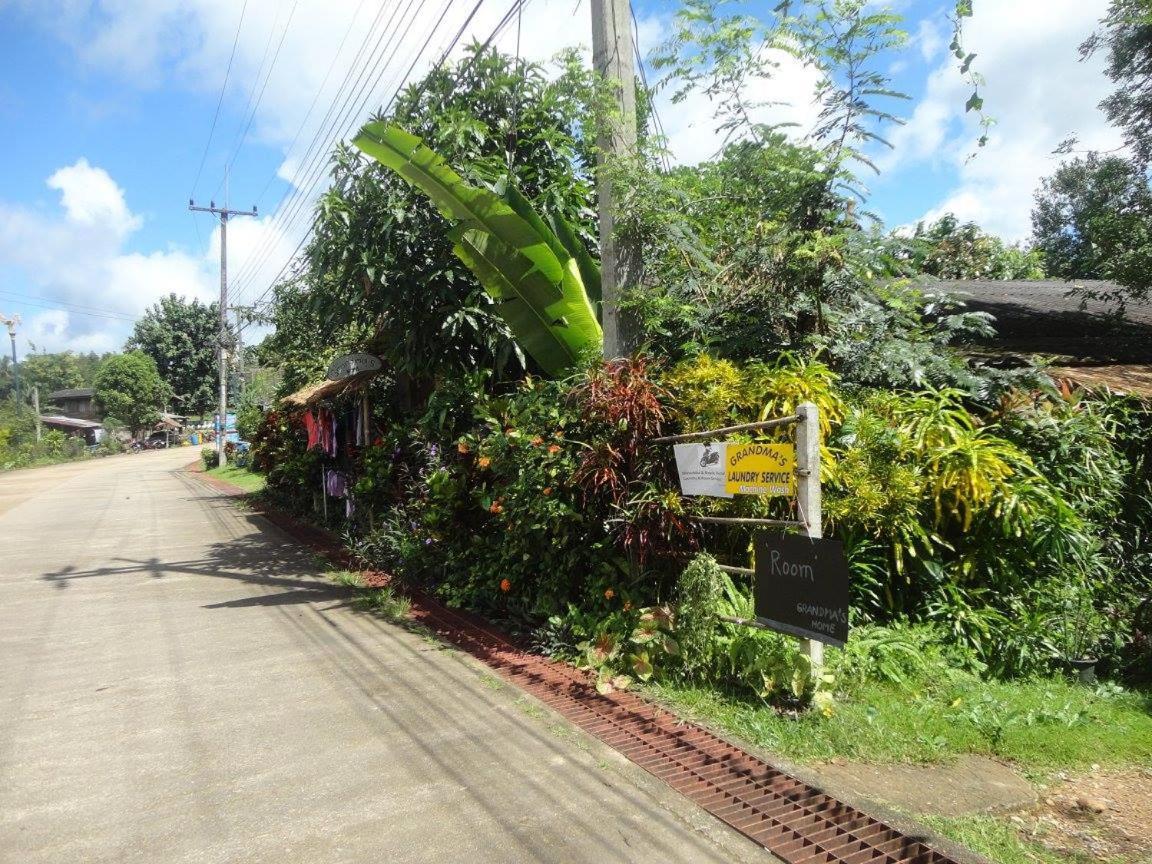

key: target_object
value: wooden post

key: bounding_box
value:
[796,401,824,673]
[31,386,41,442]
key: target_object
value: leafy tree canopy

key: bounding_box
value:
[909,214,1045,280]
[1082,0,1152,167]
[94,351,164,432]
[126,294,222,417]
[1031,154,1152,298]
[263,45,596,399]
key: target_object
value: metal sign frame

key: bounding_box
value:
[653,402,827,670]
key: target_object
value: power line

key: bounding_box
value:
[251,0,372,211]
[215,0,300,199]
[190,0,249,199]
[629,0,671,172]
[238,0,526,324]
[225,0,433,300]
[230,0,471,309]
[0,291,137,323]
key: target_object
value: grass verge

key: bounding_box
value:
[206,463,267,494]
[330,570,411,621]
[644,677,1152,773]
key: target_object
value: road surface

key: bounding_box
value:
[0,449,768,864]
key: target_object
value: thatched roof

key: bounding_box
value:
[1050,365,1152,399]
[280,370,379,408]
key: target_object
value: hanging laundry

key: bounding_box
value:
[303,410,321,450]
[324,469,348,499]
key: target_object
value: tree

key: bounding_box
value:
[910,214,1045,280]
[94,351,164,433]
[19,351,85,398]
[1031,154,1152,296]
[126,294,222,417]
[264,45,596,401]
[1081,0,1152,167]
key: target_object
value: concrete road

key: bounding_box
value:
[0,450,768,864]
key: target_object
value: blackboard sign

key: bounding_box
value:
[753,533,850,647]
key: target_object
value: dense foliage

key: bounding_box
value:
[94,351,164,432]
[1031,153,1152,297]
[127,294,224,417]
[251,19,1152,713]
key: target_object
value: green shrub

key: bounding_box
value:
[201,447,218,470]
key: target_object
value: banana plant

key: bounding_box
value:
[352,121,602,377]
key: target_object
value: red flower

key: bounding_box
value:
[500,578,512,593]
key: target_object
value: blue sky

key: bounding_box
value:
[0,0,1120,355]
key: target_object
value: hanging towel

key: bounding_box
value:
[303,411,321,450]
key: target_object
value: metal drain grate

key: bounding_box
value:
[409,599,961,864]
[216,485,961,864]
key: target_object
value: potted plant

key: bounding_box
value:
[1053,572,1106,684]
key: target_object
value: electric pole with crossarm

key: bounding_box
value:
[189,199,256,467]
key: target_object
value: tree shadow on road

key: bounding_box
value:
[38,512,354,611]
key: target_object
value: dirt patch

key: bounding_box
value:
[1011,767,1152,863]
[813,755,1037,817]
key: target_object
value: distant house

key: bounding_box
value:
[47,388,98,420]
[934,279,1152,398]
[39,415,104,445]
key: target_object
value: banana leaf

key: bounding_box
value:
[353,121,603,376]
[453,228,601,377]
[353,122,563,286]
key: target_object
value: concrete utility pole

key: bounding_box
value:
[231,305,246,395]
[189,199,257,467]
[31,386,41,441]
[1,313,20,403]
[591,0,640,358]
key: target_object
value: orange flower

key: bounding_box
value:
[530,436,544,446]
[500,578,512,593]
[604,588,615,600]
[489,500,504,514]
[548,444,561,454]
[542,487,552,496]
[478,456,491,468]
[457,441,470,454]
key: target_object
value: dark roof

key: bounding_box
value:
[933,280,1152,363]
[39,415,103,429]
[47,388,95,400]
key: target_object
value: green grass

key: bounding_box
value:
[330,570,411,621]
[206,463,266,493]
[919,814,1110,864]
[645,676,1152,773]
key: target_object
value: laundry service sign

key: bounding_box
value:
[674,441,796,498]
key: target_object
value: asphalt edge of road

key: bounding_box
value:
[183,461,995,864]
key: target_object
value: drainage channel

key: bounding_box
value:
[409,598,961,864]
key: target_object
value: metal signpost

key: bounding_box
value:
[655,401,845,671]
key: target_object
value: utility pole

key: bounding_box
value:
[591,0,640,358]
[31,386,41,442]
[1,313,19,403]
[189,199,257,467]
[231,305,245,395]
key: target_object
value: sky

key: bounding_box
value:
[0,0,1124,357]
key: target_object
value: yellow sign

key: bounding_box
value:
[724,442,796,496]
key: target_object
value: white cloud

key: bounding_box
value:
[46,157,142,239]
[891,1,1120,240]
[0,160,217,353]
[916,17,944,63]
